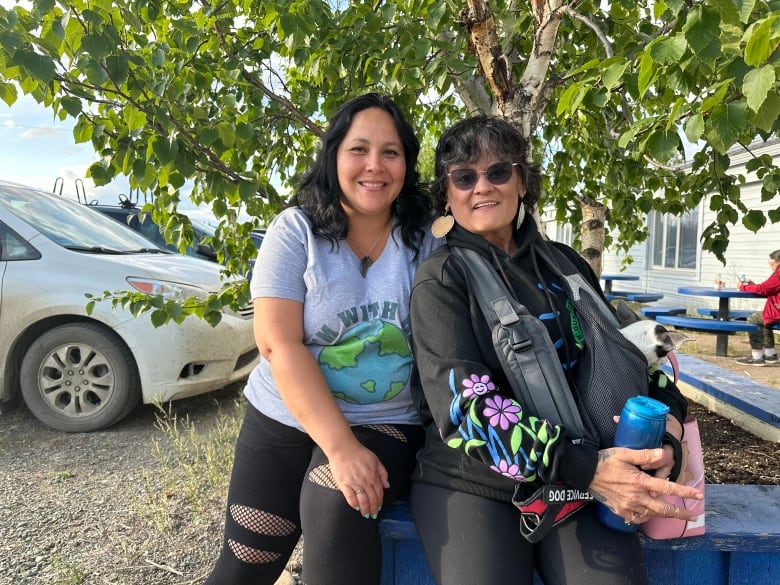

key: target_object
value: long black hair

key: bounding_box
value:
[290,93,432,258]
[431,115,541,219]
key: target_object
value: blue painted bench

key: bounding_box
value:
[660,353,780,442]
[606,292,664,302]
[380,484,780,585]
[655,315,758,357]
[627,292,664,302]
[605,290,632,300]
[655,316,758,333]
[697,308,755,320]
[641,306,687,318]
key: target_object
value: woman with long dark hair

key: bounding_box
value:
[206,93,439,585]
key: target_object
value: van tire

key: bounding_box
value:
[20,323,140,432]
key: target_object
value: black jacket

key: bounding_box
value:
[409,218,686,503]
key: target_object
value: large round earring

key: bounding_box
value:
[431,213,455,238]
[516,200,526,230]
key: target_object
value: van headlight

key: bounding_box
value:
[126,277,209,302]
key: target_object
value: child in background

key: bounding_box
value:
[735,249,780,366]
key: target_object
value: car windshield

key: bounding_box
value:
[0,182,166,252]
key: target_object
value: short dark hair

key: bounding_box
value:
[291,93,431,257]
[431,115,541,218]
[770,249,780,262]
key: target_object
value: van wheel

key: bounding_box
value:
[20,323,140,432]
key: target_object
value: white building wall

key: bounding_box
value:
[545,140,780,315]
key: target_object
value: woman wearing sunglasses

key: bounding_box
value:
[408,116,701,584]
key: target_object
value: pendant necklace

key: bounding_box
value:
[348,222,391,278]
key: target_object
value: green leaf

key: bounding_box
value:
[105,54,129,86]
[742,209,766,231]
[733,0,757,24]
[150,309,168,328]
[649,35,687,64]
[151,134,178,164]
[123,104,146,131]
[647,130,681,163]
[749,92,780,133]
[602,61,628,89]
[14,49,55,85]
[706,101,749,153]
[81,32,111,59]
[709,0,741,25]
[0,82,18,106]
[83,58,109,85]
[556,82,587,116]
[744,16,780,66]
[684,113,705,143]
[637,52,658,97]
[73,117,93,143]
[683,5,721,62]
[742,65,776,112]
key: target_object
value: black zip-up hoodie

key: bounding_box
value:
[409,217,686,503]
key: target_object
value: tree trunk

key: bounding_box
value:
[579,197,607,277]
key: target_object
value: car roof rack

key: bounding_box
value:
[52,177,98,205]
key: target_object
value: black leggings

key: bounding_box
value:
[205,404,422,585]
[410,483,648,585]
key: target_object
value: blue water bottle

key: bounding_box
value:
[597,396,670,532]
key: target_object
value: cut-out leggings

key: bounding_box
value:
[205,404,423,585]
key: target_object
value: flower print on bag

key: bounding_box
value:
[483,395,521,430]
[462,373,496,398]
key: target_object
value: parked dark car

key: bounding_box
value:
[90,201,219,263]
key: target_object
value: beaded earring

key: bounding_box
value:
[516,199,526,229]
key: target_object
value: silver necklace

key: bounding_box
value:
[348,223,391,278]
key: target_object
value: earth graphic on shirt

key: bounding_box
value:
[318,320,411,405]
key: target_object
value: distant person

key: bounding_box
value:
[205,93,440,585]
[408,115,702,585]
[735,249,780,366]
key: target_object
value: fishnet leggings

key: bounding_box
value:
[204,405,423,585]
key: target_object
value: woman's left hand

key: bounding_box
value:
[589,447,703,525]
[330,442,389,519]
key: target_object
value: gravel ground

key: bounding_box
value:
[0,385,301,585]
[1,346,777,584]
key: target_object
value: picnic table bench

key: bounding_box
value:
[605,291,664,303]
[641,306,687,318]
[379,484,780,585]
[696,308,755,320]
[655,315,758,333]
[654,315,758,357]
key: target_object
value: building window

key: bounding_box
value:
[650,208,698,269]
[543,219,573,246]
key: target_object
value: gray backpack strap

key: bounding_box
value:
[451,247,592,445]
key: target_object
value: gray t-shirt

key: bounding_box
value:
[246,207,441,430]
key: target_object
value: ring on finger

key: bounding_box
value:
[355,488,366,495]
[640,508,649,519]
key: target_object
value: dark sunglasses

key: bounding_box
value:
[447,161,520,191]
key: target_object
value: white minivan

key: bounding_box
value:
[0,180,259,432]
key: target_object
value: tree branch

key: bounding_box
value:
[460,0,514,115]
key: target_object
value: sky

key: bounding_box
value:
[0,94,225,224]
